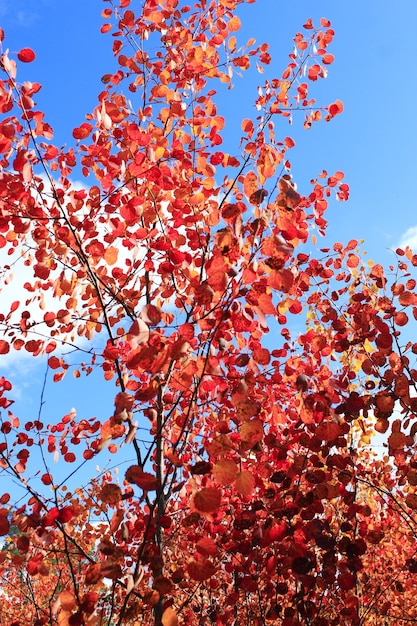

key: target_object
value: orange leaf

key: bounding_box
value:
[235,471,255,496]
[256,292,276,315]
[104,246,119,265]
[399,292,417,306]
[228,35,237,51]
[252,346,270,365]
[239,418,263,443]
[236,400,259,421]
[99,483,122,505]
[162,607,179,626]
[60,590,76,611]
[268,268,294,292]
[213,459,238,485]
[243,171,258,202]
[227,16,241,32]
[322,53,335,64]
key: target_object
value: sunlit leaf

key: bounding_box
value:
[235,471,255,496]
[213,459,238,485]
[162,607,178,626]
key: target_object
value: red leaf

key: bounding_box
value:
[187,555,217,581]
[125,466,160,491]
[44,506,59,526]
[41,473,53,485]
[127,318,150,345]
[193,487,221,514]
[347,253,359,268]
[60,590,76,611]
[58,506,74,523]
[0,340,9,355]
[322,53,335,64]
[328,100,344,117]
[73,123,93,140]
[0,510,9,536]
[140,304,162,326]
[315,422,344,442]
[17,47,36,63]
[196,537,217,556]
[395,311,408,326]
[399,292,417,306]
[85,563,103,585]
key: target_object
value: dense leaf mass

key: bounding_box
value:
[0,1,416,625]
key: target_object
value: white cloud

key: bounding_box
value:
[0,1,39,26]
[15,9,38,27]
[0,170,190,373]
[397,225,417,252]
[0,175,96,365]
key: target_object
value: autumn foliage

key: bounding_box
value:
[0,1,417,625]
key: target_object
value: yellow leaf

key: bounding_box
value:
[227,16,241,32]
[228,35,236,51]
[104,246,118,266]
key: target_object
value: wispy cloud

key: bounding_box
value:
[15,9,38,27]
[397,225,417,252]
[0,1,39,27]
[0,175,91,365]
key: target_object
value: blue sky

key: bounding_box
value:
[2,0,416,257]
[0,0,416,489]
